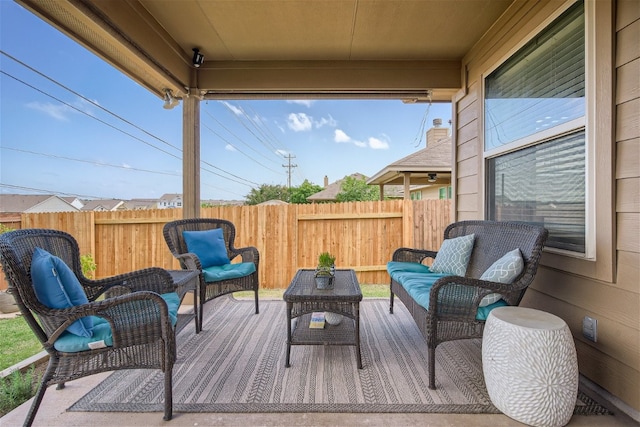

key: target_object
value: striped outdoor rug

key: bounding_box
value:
[70,297,609,415]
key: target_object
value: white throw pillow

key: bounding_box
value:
[429,234,475,276]
[478,248,524,307]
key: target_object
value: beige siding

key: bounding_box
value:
[453,0,640,412]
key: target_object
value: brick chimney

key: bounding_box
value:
[324,175,329,188]
[426,118,449,147]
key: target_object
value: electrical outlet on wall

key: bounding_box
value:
[582,316,598,342]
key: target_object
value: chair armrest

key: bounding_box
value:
[175,252,203,271]
[82,267,175,300]
[392,247,437,263]
[428,276,522,319]
[232,246,259,266]
[44,291,175,349]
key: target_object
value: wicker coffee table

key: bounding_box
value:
[283,269,363,369]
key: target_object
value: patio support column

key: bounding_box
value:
[378,184,384,201]
[182,90,201,219]
[403,172,411,200]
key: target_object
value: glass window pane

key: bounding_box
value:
[485,2,585,150]
[487,131,585,253]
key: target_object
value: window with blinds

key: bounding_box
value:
[487,131,586,253]
[484,0,588,255]
[484,2,585,151]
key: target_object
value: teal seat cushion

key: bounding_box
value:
[476,299,508,320]
[387,261,432,281]
[30,247,93,338]
[202,262,256,282]
[53,292,180,353]
[183,228,230,268]
[397,272,508,321]
[399,273,449,310]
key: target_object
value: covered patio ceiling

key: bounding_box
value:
[17,0,513,102]
[16,0,514,216]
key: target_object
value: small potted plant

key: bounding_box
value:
[315,251,336,289]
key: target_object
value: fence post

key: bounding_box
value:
[402,199,414,248]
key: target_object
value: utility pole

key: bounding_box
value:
[282,154,297,190]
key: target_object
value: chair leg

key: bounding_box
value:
[389,281,395,314]
[254,288,259,314]
[428,346,436,389]
[163,368,173,421]
[24,356,58,427]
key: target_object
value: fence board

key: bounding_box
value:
[16,200,451,289]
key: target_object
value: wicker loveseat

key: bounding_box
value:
[388,220,548,389]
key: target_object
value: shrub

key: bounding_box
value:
[0,366,39,417]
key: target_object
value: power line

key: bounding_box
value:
[0,183,107,200]
[1,50,181,153]
[1,70,182,159]
[1,55,259,190]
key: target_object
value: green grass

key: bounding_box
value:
[0,317,42,371]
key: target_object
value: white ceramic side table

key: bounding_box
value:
[482,306,579,427]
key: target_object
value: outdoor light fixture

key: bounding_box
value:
[192,48,204,67]
[163,89,180,109]
[428,173,437,183]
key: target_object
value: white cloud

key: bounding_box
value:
[334,129,388,149]
[276,149,289,156]
[26,102,72,121]
[353,140,367,148]
[225,144,237,151]
[287,100,314,107]
[122,163,132,169]
[334,129,351,143]
[368,137,389,150]
[315,114,337,128]
[287,113,313,131]
[221,101,243,116]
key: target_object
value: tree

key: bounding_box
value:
[289,180,323,204]
[245,184,290,205]
[335,175,380,202]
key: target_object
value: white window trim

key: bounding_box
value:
[481,0,596,260]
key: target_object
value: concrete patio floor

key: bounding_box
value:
[1,369,638,427]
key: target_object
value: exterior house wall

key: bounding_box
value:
[453,0,639,413]
[410,185,450,200]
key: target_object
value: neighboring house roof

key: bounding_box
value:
[81,199,125,211]
[61,197,84,209]
[123,199,158,210]
[367,130,452,187]
[307,173,369,202]
[257,199,288,206]
[159,193,182,202]
[0,194,79,213]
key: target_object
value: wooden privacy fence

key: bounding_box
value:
[13,199,451,289]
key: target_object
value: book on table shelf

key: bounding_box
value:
[309,312,325,329]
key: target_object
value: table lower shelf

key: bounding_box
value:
[290,312,357,346]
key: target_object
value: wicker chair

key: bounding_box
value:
[389,220,548,389]
[0,229,177,426]
[163,218,259,332]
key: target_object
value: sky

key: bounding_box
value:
[0,1,452,202]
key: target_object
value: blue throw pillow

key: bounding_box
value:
[30,247,93,337]
[478,248,524,307]
[183,228,230,269]
[429,234,475,276]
